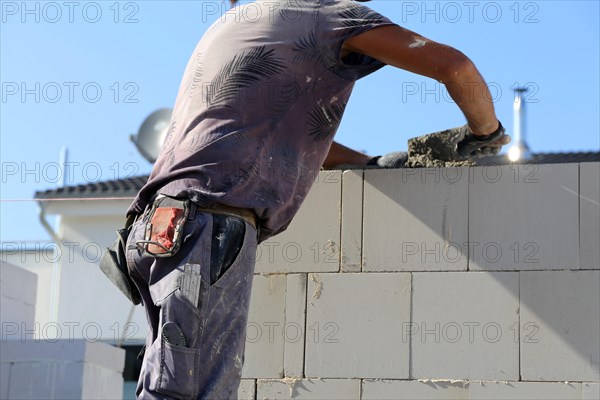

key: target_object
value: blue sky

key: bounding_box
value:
[1,0,599,242]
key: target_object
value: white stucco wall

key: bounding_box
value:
[50,200,147,344]
[2,199,148,344]
[55,213,147,344]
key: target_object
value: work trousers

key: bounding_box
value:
[126,207,257,399]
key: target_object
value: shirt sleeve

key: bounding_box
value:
[317,0,397,80]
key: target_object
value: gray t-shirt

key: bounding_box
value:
[128,0,395,242]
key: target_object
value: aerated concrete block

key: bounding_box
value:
[469,164,579,270]
[520,271,600,381]
[469,381,581,399]
[238,379,256,400]
[361,379,468,399]
[2,340,125,399]
[0,340,125,372]
[363,168,469,272]
[255,171,342,274]
[8,361,84,399]
[284,274,307,378]
[341,170,363,272]
[1,362,9,400]
[243,274,286,379]
[580,163,600,269]
[411,272,519,380]
[0,297,35,336]
[0,262,37,330]
[0,261,37,309]
[305,273,411,379]
[582,382,600,400]
[81,364,124,399]
[257,379,360,399]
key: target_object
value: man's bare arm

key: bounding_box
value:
[342,25,499,136]
[323,24,506,168]
[323,141,371,169]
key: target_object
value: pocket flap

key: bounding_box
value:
[99,242,142,305]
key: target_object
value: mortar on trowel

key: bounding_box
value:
[404,126,477,168]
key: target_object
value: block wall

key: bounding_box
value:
[0,340,125,399]
[238,163,600,399]
[0,262,37,331]
[0,264,126,399]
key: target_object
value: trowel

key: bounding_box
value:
[405,124,509,167]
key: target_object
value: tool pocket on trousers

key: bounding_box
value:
[210,214,246,286]
[151,340,200,398]
[149,288,204,398]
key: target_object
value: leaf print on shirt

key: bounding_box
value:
[180,52,203,98]
[160,121,178,154]
[214,161,261,193]
[187,52,204,98]
[279,0,302,23]
[339,3,387,29]
[267,80,303,115]
[292,32,326,64]
[206,46,285,106]
[307,102,347,142]
[162,149,176,169]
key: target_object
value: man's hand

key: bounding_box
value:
[322,142,409,169]
[367,152,408,168]
[457,122,510,158]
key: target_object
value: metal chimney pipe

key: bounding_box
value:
[59,146,69,186]
[508,87,531,162]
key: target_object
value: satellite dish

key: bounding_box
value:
[130,108,173,163]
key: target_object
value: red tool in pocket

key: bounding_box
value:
[137,196,190,257]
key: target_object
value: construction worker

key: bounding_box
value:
[124,0,509,398]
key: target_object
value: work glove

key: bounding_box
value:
[456,122,509,158]
[408,122,509,162]
[367,151,408,168]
